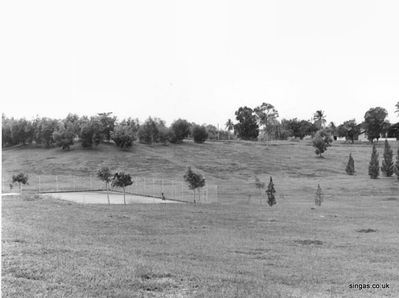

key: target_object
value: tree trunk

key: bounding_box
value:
[106,182,110,205]
[198,189,201,203]
[123,187,126,205]
[193,190,196,204]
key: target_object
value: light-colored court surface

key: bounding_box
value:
[45,191,181,204]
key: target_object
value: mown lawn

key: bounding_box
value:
[2,140,399,297]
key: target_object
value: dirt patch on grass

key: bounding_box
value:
[357,228,377,233]
[383,197,397,201]
[294,239,323,246]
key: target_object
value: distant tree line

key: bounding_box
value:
[231,102,399,143]
[2,101,398,150]
[1,113,233,150]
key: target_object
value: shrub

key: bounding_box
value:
[368,144,380,179]
[192,125,208,143]
[345,153,355,175]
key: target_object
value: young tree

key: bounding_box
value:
[234,106,259,140]
[97,167,113,204]
[111,172,133,205]
[345,153,355,175]
[363,107,388,142]
[12,173,29,192]
[368,144,380,179]
[315,184,323,206]
[312,129,333,157]
[170,119,191,143]
[266,176,276,207]
[183,167,205,204]
[381,140,394,177]
[192,125,208,143]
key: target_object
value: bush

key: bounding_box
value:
[368,144,380,179]
[137,117,167,145]
[192,125,208,143]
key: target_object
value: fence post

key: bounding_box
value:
[38,176,40,193]
[161,178,164,195]
[89,174,92,190]
[56,175,59,192]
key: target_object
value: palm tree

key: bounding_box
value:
[313,110,326,129]
[225,119,234,140]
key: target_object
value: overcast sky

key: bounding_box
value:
[1,0,399,126]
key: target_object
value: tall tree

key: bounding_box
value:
[254,102,279,142]
[337,120,361,143]
[313,110,327,129]
[225,119,234,140]
[234,106,259,140]
[363,107,388,142]
[381,140,394,177]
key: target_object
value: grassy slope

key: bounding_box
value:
[2,140,399,297]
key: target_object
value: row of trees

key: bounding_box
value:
[2,113,233,150]
[229,102,399,142]
[3,102,398,149]
[343,140,399,180]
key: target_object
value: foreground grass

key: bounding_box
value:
[2,191,399,297]
[2,140,399,297]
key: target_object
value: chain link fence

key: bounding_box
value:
[1,174,218,204]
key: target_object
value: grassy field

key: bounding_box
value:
[2,140,399,297]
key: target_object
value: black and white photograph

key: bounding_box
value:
[1,1,399,297]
